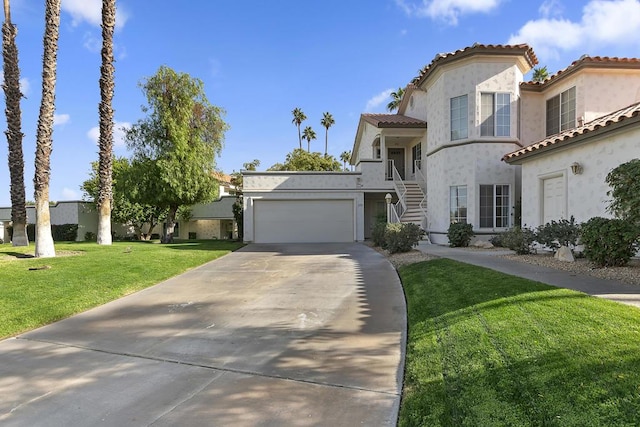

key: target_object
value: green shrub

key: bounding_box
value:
[372,212,387,247]
[84,231,96,242]
[7,225,35,242]
[606,159,640,225]
[447,222,474,247]
[383,222,424,254]
[52,224,78,241]
[535,216,581,251]
[489,233,504,247]
[581,217,639,267]
[501,226,536,255]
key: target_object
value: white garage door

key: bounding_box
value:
[254,199,354,243]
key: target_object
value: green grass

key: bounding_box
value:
[0,240,243,339]
[398,258,640,427]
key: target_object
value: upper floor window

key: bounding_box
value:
[479,184,510,228]
[546,87,576,136]
[412,142,421,173]
[450,95,468,141]
[450,185,467,223]
[481,93,510,137]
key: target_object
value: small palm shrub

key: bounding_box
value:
[447,222,474,247]
[372,212,387,247]
[535,216,581,252]
[383,222,424,254]
[581,217,639,267]
[501,226,536,255]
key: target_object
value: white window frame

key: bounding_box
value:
[450,185,468,223]
[479,184,510,228]
[546,86,576,136]
[450,95,468,141]
[481,93,510,137]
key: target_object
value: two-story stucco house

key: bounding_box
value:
[242,44,640,245]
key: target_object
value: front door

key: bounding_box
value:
[388,148,405,180]
[542,175,566,224]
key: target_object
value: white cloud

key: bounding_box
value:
[538,0,564,18]
[82,32,101,53]
[365,88,394,111]
[88,121,131,148]
[54,113,70,126]
[508,0,640,60]
[19,77,29,96]
[61,187,79,200]
[62,0,129,30]
[395,0,502,25]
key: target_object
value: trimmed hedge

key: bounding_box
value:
[8,223,78,242]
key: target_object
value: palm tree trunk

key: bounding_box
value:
[2,0,28,246]
[297,125,302,150]
[96,0,116,245]
[324,131,328,156]
[33,0,61,258]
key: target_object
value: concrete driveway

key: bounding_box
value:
[0,243,406,426]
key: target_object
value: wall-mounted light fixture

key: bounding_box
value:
[570,162,583,175]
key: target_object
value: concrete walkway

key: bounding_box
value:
[0,243,406,426]
[417,242,640,309]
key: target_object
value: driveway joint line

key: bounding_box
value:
[17,336,400,397]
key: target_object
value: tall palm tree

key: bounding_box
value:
[33,0,61,258]
[340,150,351,171]
[386,87,405,112]
[532,66,549,83]
[291,107,306,149]
[2,0,28,246]
[96,0,116,245]
[320,112,334,156]
[302,126,316,152]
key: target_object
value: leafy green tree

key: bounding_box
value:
[320,112,334,156]
[291,107,306,149]
[268,148,341,171]
[124,66,228,243]
[340,150,351,171]
[2,0,28,246]
[302,125,316,152]
[386,87,404,112]
[33,0,61,258]
[606,158,640,225]
[82,157,167,240]
[532,66,549,82]
[96,0,116,245]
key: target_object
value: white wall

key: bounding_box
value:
[520,125,640,228]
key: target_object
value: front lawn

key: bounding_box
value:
[0,240,243,339]
[399,258,640,426]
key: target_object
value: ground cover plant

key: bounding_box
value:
[398,258,640,426]
[0,240,243,338]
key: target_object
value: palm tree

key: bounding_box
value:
[33,0,61,258]
[386,87,405,112]
[2,0,28,246]
[302,126,316,152]
[96,0,116,245]
[320,112,334,156]
[291,107,306,149]
[532,66,549,83]
[340,150,351,171]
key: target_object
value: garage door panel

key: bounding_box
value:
[254,200,354,243]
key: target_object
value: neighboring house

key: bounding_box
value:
[0,175,238,243]
[243,44,640,244]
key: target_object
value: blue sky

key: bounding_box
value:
[1,0,640,206]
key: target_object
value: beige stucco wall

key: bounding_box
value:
[520,69,640,146]
[520,125,640,228]
[426,143,519,244]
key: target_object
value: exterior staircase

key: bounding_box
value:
[400,182,426,226]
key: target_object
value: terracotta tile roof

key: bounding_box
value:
[212,171,232,184]
[521,55,640,89]
[361,113,426,128]
[412,43,538,87]
[503,101,640,163]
